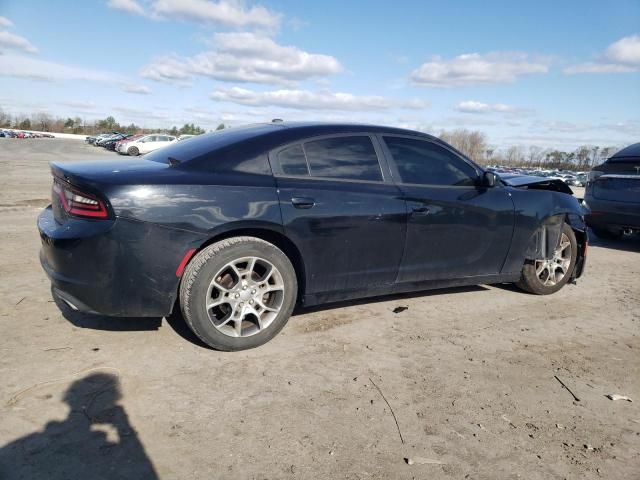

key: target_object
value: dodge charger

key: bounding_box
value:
[38,122,587,350]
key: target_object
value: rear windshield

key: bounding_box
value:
[144,124,278,165]
[593,177,640,203]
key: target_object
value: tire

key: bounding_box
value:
[590,226,622,240]
[127,146,139,156]
[516,223,577,295]
[179,237,298,351]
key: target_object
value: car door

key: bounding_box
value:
[380,135,514,282]
[136,135,152,154]
[272,134,407,296]
[157,135,172,149]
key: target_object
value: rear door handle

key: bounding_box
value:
[411,206,430,215]
[291,197,315,209]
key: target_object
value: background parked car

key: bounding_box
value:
[123,134,176,156]
[102,133,132,151]
[115,134,143,154]
[585,142,640,239]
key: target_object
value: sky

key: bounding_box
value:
[0,0,639,150]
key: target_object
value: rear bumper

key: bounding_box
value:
[585,197,640,231]
[38,206,206,317]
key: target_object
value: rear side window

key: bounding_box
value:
[383,136,478,186]
[278,144,309,176]
[303,136,382,181]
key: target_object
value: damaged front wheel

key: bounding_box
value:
[516,223,577,295]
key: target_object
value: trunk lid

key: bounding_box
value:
[50,158,175,188]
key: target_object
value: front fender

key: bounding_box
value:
[501,189,586,274]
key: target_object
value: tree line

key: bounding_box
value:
[440,128,622,171]
[0,110,224,136]
[1,109,624,170]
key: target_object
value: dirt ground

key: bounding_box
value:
[0,139,638,480]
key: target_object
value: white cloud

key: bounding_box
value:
[604,34,640,66]
[141,32,342,86]
[0,53,150,95]
[107,0,146,16]
[107,0,281,29]
[152,0,280,29]
[58,100,100,112]
[0,54,120,82]
[410,52,549,87]
[564,34,640,74]
[210,87,428,111]
[0,31,38,54]
[140,56,192,85]
[563,62,636,74]
[0,16,13,28]
[122,84,152,94]
[455,100,523,114]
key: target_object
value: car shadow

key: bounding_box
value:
[0,372,158,479]
[588,232,640,253]
[165,286,490,349]
[292,285,489,316]
[164,308,213,350]
[55,285,493,349]
[53,291,162,332]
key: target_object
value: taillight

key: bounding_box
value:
[53,179,108,219]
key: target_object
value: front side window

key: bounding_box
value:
[303,136,382,182]
[383,136,478,186]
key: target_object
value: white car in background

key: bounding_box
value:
[123,134,176,156]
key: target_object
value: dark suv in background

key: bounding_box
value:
[585,142,640,239]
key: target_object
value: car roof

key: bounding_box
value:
[272,121,437,139]
[610,142,640,161]
[144,121,467,170]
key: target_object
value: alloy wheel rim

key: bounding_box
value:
[205,256,285,338]
[534,233,572,287]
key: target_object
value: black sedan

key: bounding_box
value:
[38,122,587,350]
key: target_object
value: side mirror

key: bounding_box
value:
[482,171,498,188]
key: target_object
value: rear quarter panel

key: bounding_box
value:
[103,171,282,235]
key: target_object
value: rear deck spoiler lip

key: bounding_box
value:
[596,174,640,179]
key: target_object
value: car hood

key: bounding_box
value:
[499,173,574,195]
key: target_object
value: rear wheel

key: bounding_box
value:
[590,226,622,240]
[516,223,577,295]
[127,146,139,156]
[179,237,297,351]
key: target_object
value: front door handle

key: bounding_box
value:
[291,197,315,209]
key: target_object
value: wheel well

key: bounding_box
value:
[194,228,306,300]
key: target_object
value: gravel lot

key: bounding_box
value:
[0,139,638,479]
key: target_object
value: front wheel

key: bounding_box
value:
[127,146,139,156]
[179,237,298,351]
[516,223,577,295]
